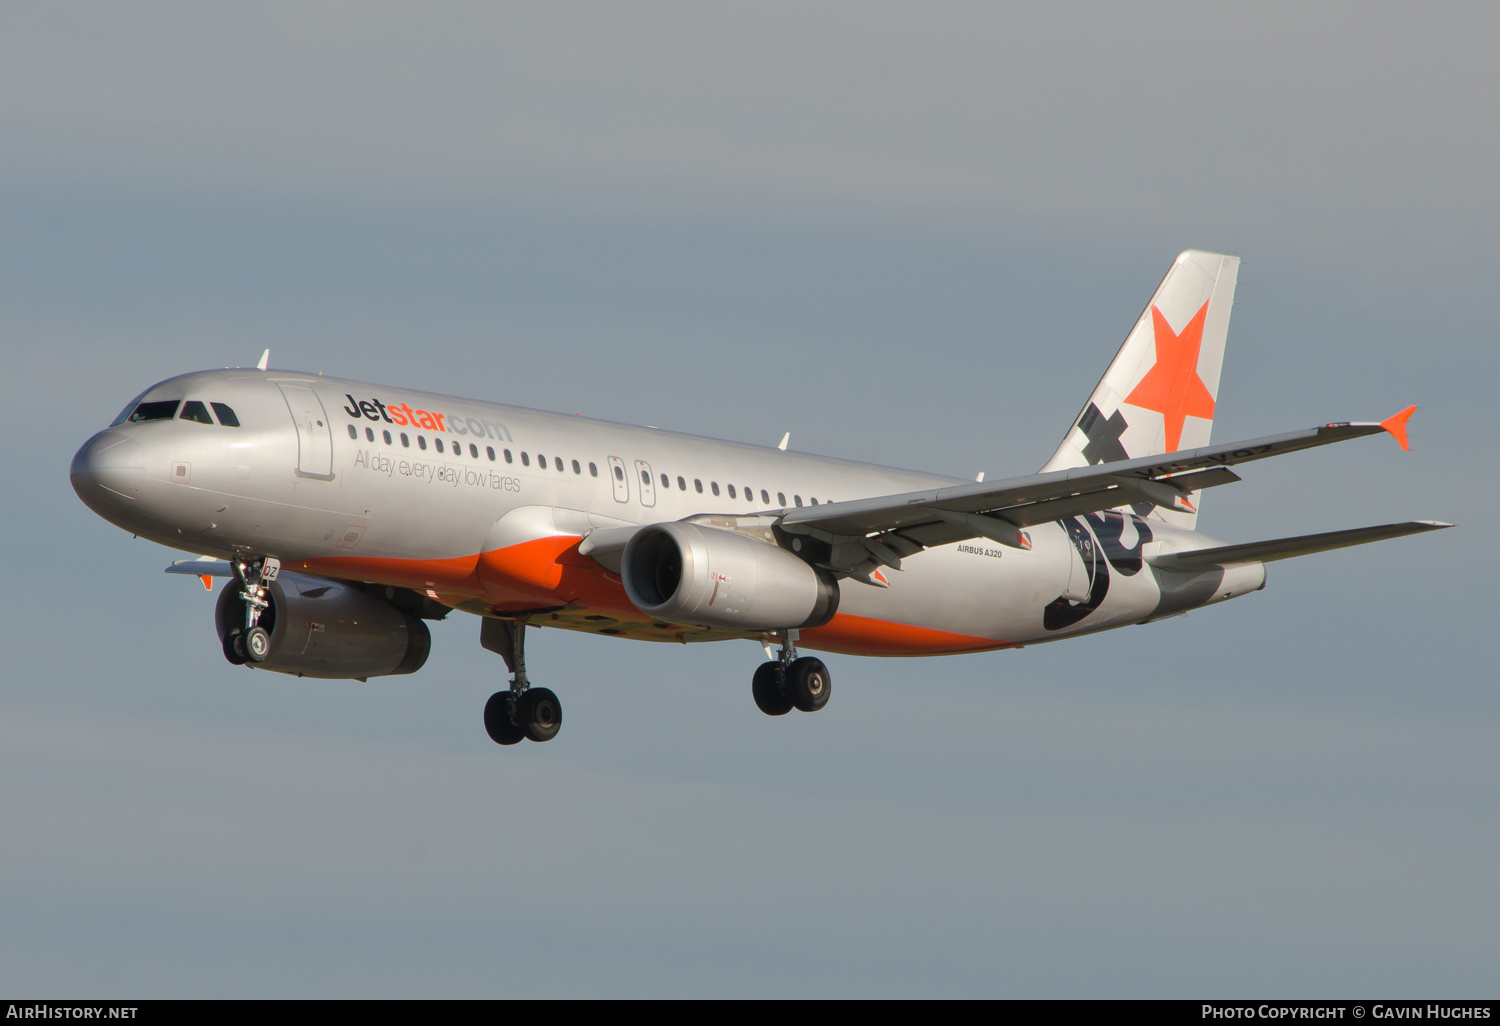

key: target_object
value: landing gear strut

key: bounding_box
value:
[752,630,831,716]
[480,617,562,745]
[223,556,280,665]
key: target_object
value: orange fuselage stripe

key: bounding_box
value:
[297,540,1012,655]
[801,612,1014,656]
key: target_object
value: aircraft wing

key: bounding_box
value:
[777,413,1414,574]
[1147,520,1452,571]
[166,556,234,589]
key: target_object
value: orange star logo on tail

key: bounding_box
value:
[1124,302,1215,453]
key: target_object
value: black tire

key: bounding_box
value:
[787,657,831,712]
[243,625,272,663]
[518,687,562,742]
[222,629,247,665]
[752,661,793,716]
[483,692,526,746]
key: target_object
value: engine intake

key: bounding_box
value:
[622,522,839,632]
[215,571,431,679]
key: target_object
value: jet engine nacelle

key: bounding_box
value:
[622,522,839,632]
[214,571,431,679]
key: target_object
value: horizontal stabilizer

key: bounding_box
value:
[1148,520,1452,571]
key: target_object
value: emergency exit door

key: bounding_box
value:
[606,456,629,502]
[634,460,656,507]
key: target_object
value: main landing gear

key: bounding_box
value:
[752,630,831,717]
[480,617,562,746]
[222,556,281,666]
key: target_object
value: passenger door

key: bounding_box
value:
[277,383,334,479]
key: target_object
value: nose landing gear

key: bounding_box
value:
[480,617,563,745]
[752,630,831,717]
[221,557,280,665]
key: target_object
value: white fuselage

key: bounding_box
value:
[71,368,1265,657]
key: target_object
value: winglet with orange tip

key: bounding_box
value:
[1380,405,1417,451]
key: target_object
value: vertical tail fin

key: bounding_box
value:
[1040,250,1240,529]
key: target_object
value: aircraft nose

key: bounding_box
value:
[71,430,145,512]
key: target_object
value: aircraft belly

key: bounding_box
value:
[832,528,1064,643]
[827,516,1177,649]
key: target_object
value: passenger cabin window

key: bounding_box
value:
[761,489,770,504]
[711,482,720,496]
[521,452,530,466]
[589,462,598,476]
[384,430,392,444]
[537,453,546,468]
[677,476,687,491]
[471,443,479,458]
[810,497,818,505]
[211,403,240,427]
[777,492,786,506]
[555,457,563,472]
[613,464,624,480]
[488,447,496,461]
[794,495,802,506]
[505,449,513,463]
[366,427,375,442]
[179,400,214,425]
[640,469,651,485]
[130,400,180,422]
[347,424,358,439]
[660,473,669,488]
[694,479,703,494]
[573,460,582,474]
[728,484,736,498]
[418,436,427,450]
[745,486,753,502]
[401,433,410,447]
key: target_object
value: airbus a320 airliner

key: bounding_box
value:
[71,251,1449,746]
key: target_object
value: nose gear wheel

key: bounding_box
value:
[243,625,272,662]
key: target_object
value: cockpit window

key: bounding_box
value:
[129,400,181,422]
[110,388,153,427]
[180,400,214,424]
[211,403,240,427]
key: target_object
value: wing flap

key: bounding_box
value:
[1147,521,1452,571]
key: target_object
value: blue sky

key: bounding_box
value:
[0,4,1494,996]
